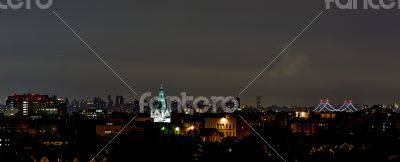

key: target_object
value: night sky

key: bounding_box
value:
[1,0,399,106]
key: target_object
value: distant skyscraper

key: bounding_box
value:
[235,97,241,108]
[256,96,262,108]
[395,101,399,109]
[150,85,171,123]
[115,95,120,106]
[107,95,113,107]
[65,97,70,106]
[114,95,124,106]
[0,103,5,114]
[120,96,125,105]
[132,99,140,113]
[93,97,106,110]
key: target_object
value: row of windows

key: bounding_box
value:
[34,108,58,111]
[209,124,235,130]
[224,131,236,136]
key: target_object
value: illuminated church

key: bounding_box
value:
[151,85,171,123]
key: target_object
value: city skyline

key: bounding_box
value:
[0,91,398,109]
[1,1,400,161]
[1,0,400,106]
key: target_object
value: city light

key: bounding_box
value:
[220,117,227,124]
[0,1,398,161]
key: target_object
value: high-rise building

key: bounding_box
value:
[256,96,262,108]
[0,103,5,115]
[115,95,125,106]
[65,98,70,107]
[107,95,113,107]
[150,85,171,123]
[235,97,241,108]
[93,97,106,110]
[5,93,66,116]
[120,96,125,105]
[395,101,399,109]
[115,95,120,106]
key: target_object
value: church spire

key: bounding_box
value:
[159,84,165,99]
[151,84,170,123]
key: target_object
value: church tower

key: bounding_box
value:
[151,85,171,123]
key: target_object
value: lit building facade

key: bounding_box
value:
[96,124,144,136]
[295,111,310,119]
[80,109,105,119]
[5,94,66,116]
[0,125,11,148]
[205,116,236,137]
[320,112,336,118]
[151,85,171,123]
